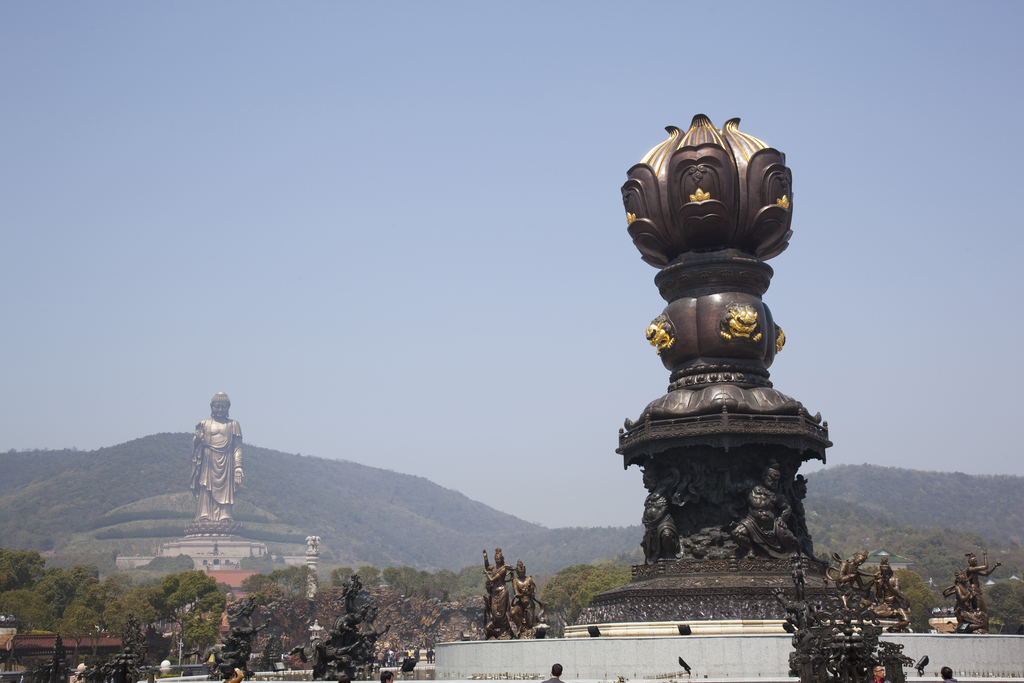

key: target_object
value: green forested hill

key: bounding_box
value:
[3,438,1023,580]
[806,464,1024,545]
[0,434,639,574]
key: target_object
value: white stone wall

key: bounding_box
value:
[435,633,1024,681]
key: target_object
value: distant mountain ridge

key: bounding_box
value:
[3,437,1023,577]
[806,464,1024,545]
[0,433,638,573]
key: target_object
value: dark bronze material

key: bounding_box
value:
[482,549,514,640]
[186,392,245,536]
[77,614,147,683]
[941,550,1000,633]
[779,556,913,683]
[201,597,268,676]
[289,574,389,680]
[587,115,831,624]
[868,558,911,633]
[509,560,546,639]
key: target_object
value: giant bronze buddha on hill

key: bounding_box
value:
[579,115,832,626]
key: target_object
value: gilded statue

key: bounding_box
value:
[731,460,799,558]
[964,550,1000,613]
[943,570,989,633]
[830,551,873,590]
[482,549,514,639]
[509,559,545,639]
[641,466,680,564]
[190,392,243,525]
[869,557,910,632]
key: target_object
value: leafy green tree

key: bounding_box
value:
[265,566,313,598]
[894,569,935,632]
[55,603,100,658]
[357,566,381,587]
[574,563,631,611]
[382,566,421,596]
[330,567,354,587]
[988,580,1024,632]
[429,569,458,601]
[0,548,46,592]
[102,587,159,633]
[35,564,99,620]
[159,571,225,629]
[540,564,595,629]
[240,574,284,605]
[539,562,630,630]
[454,565,485,598]
[0,588,53,630]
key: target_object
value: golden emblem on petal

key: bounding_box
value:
[690,188,711,202]
[646,315,675,355]
[719,305,760,341]
[776,195,790,210]
[626,212,636,225]
[775,325,786,354]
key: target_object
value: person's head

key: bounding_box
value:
[494,548,505,567]
[878,558,892,577]
[516,560,526,578]
[852,551,869,566]
[381,672,394,683]
[551,663,563,678]
[873,666,885,680]
[338,675,351,683]
[966,552,978,567]
[211,392,231,418]
[941,667,954,680]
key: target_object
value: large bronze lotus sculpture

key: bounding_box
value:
[577,115,831,628]
[623,114,792,267]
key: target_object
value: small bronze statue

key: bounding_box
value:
[943,570,989,633]
[641,466,680,564]
[482,549,514,639]
[289,574,388,680]
[731,460,799,558]
[941,550,999,634]
[509,559,546,639]
[964,550,1000,613]
[869,558,911,633]
[828,550,874,608]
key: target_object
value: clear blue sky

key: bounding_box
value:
[2,2,1022,529]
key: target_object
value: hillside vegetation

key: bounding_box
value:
[0,434,638,574]
[4,435,1024,580]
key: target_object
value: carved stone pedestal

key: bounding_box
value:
[577,557,828,625]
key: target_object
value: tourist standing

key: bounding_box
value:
[543,663,563,683]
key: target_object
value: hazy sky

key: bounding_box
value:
[2,2,1022,530]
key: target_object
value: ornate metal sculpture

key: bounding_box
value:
[580,114,832,625]
[201,596,268,676]
[779,557,913,683]
[941,550,999,633]
[24,633,67,683]
[868,558,911,633]
[509,560,546,639]
[731,460,800,558]
[79,614,147,683]
[482,549,514,639]
[187,392,244,536]
[289,574,388,680]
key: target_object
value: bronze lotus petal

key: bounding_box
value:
[622,114,794,267]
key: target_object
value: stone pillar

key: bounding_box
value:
[305,536,320,598]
